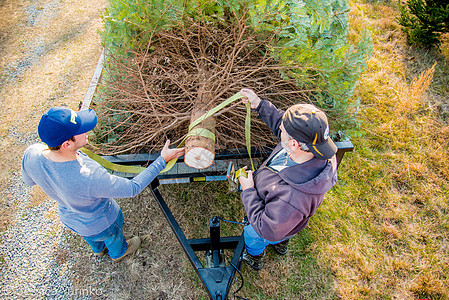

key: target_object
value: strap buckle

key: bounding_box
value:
[226,162,247,192]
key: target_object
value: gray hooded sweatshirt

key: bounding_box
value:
[241,100,338,241]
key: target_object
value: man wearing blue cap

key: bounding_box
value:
[238,88,338,270]
[21,107,184,262]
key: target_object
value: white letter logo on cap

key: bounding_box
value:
[70,111,78,125]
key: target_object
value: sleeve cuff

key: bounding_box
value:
[254,99,265,112]
[240,187,258,204]
[241,187,257,196]
[155,155,167,171]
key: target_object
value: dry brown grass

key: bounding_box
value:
[305,1,449,298]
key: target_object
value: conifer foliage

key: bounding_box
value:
[398,0,449,49]
[95,0,372,154]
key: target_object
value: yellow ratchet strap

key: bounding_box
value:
[82,91,255,174]
[80,147,146,174]
[234,168,248,180]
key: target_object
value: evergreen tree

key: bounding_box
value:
[96,0,372,153]
[398,0,449,49]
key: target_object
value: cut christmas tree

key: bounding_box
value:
[92,0,372,168]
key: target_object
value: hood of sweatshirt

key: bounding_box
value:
[263,144,337,195]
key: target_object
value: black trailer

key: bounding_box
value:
[98,142,353,300]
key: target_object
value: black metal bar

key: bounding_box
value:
[335,140,354,168]
[150,179,244,300]
[102,141,353,170]
[101,146,272,165]
[229,233,244,275]
[209,217,222,268]
[188,237,241,252]
[150,180,203,270]
[210,217,221,251]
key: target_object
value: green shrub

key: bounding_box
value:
[398,0,449,49]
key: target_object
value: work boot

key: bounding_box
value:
[112,236,141,262]
[271,239,289,255]
[242,249,264,270]
[94,247,108,257]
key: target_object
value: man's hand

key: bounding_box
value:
[240,88,261,109]
[161,140,185,163]
[238,167,254,190]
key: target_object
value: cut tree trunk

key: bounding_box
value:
[184,66,216,169]
[184,108,215,169]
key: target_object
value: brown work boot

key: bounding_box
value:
[242,249,265,270]
[271,239,289,255]
[112,236,141,262]
[94,247,108,257]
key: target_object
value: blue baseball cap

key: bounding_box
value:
[38,107,97,147]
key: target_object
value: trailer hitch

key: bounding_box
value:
[150,180,245,300]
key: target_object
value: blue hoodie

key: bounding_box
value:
[21,144,166,236]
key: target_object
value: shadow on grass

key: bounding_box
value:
[67,176,339,299]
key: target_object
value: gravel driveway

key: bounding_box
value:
[0,174,74,298]
[0,0,200,298]
[0,0,107,298]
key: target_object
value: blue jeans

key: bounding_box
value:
[244,224,293,256]
[83,210,128,259]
